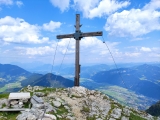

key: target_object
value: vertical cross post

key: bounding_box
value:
[75,14,80,86]
[56,14,102,86]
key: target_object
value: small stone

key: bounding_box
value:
[121,116,129,120]
[10,100,18,105]
[53,101,61,108]
[109,118,116,120]
[34,92,45,97]
[32,104,45,109]
[44,114,56,120]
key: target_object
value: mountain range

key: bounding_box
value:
[0,63,160,110]
[0,64,74,93]
[91,64,160,99]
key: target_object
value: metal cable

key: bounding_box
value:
[101,36,131,94]
[50,39,59,74]
[54,38,71,81]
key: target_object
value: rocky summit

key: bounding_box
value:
[0,85,160,120]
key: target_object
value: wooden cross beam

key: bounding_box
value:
[56,14,103,86]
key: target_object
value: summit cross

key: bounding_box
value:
[56,14,103,86]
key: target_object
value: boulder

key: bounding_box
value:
[16,111,37,120]
[34,92,46,97]
[30,108,44,118]
[32,104,45,109]
[121,116,129,120]
[31,95,44,104]
[53,101,61,108]
[111,108,122,119]
[66,116,75,120]
[44,103,56,113]
[123,108,130,116]
[44,114,56,120]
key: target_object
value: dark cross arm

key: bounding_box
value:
[57,34,74,39]
[81,31,103,37]
[56,31,102,39]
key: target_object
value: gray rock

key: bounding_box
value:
[123,108,130,116]
[31,98,38,104]
[30,108,44,118]
[53,101,61,107]
[44,114,56,120]
[121,116,129,120]
[64,105,70,111]
[32,104,45,109]
[41,118,52,120]
[18,102,23,108]
[44,103,55,113]
[34,92,46,97]
[109,118,116,120]
[16,111,37,120]
[96,118,103,120]
[55,98,63,103]
[111,108,122,119]
[66,116,75,120]
[57,115,62,118]
[27,85,33,91]
[12,104,19,108]
[10,100,18,105]
[31,95,44,104]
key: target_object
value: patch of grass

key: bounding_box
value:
[0,111,20,120]
[103,95,108,100]
[0,93,9,99]
[56,105,68,115]
[70,94,81,98]
[129,113,147,120]
[86,115,96,120]
[24,101,30,108]
[2,103,6,108]
[81,106,90,112]
[34,87,56,95]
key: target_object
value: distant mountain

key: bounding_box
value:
[21,73,43,87]
[91,64,160,99]
[27,64,110,79]
[29,73,74,88]
[146,101,160,117]
[0,64,31,87]
[0,64,31,76]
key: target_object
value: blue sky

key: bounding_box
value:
[0,0,160,65]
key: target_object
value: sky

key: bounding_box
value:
[0,0,160,66]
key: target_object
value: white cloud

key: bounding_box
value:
[50,0,70,12]
[140,47,152,52]
[20,46,54,55]
[143,0,160,10]
[73,0,130,18]
[105,0,160,37]
[0,16,49,44]
[43,21,62,32]
[124,52,141,57]
[88,0,130,18]
[16,1,23,7]
[0,0,13,5]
